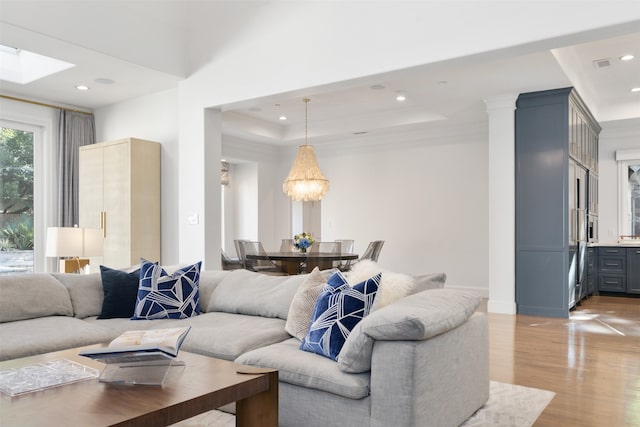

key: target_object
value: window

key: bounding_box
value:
[617,150,640,239]
[625,164,640,236]
[0,123,35,273]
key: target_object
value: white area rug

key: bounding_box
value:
[172,381,555,427]
[462,381,555,427]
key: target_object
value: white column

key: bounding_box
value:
[204,108,222,270]
[178,105,222,270]
[484,94,518,314]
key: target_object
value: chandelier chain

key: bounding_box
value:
[303,97,310,145]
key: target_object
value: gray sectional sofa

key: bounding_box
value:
[0,264,489,427]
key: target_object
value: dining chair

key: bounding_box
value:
[339,240,384,271]
[234,239,250,269]
[334,239,354,270]
[335,239,354,254]
[280,238,295,252]
[299,242,341,274]
[309,241,341,253]
[241,241,284,274]
[221,249,243,270]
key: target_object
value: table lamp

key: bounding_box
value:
[46,226,104,273]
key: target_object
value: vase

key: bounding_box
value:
[299,248,307,254]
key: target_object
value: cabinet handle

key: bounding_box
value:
[605,281,618,285]
[100,211,107,238]
[605,263,618,267]
[636,250,640,254]
[605,250,618,253]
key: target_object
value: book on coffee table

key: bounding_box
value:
[79,326,191,364]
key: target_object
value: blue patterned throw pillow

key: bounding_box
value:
[301,271,381,360]
[132,260,202,319]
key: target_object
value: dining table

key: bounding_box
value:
[246,252,358,275]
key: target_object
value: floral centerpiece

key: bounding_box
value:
[293,232,315,253]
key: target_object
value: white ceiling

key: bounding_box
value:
[0,1,638,146]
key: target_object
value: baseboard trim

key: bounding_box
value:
[487,299,517,314]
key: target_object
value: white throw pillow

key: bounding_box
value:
[284,267,328,340]
[346,260,415,312]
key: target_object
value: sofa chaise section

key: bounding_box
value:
[236,288,489,427]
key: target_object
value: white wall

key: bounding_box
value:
[222,135,291,252]
[316,124,489,293]
[94,88,180,264]
[232,162,258,243]
[598,118,640,243]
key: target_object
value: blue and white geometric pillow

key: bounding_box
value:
[300,272,381,360]
[132,260,202,320]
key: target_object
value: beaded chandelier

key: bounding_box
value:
[282,98,329,201]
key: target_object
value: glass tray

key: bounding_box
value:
[0,359,99,397]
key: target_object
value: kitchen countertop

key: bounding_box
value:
[589,242,640,247]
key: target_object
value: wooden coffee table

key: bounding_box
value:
[0,346,278,426]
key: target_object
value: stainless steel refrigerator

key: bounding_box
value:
[569,160,588,308]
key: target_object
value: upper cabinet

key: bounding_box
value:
[569,94,600,172]
[79,138,161,268]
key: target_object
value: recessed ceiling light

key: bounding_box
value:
[395,91,407,102]
[631,87,640,93]
[370,84,385,90]
[94,78,115,84]
[279,116,287,120]
[75,85,89,91]
[620,54,635,61]
[248,107,262,112]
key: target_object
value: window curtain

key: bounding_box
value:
[57,110,96,227]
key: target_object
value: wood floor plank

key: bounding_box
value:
[487,296,640,427]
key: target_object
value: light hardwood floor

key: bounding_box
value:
[486,295,640,427]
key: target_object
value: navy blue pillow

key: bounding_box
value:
[97,266,141,319]
[301,272,381,360]
[132,260,202,320]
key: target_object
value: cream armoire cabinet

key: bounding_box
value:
[79,138,160,268]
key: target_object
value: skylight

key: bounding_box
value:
[0,44,75,84]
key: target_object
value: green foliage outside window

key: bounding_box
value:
[1,127,34,215]
[1,216,33,250]
[1,127,34,251]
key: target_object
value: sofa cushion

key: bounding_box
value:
[178,312,291,361]
[236,338,371,400]
[301,272,380,361]
[53,272,103,318]
[0,316,116,361]
[207,269,307,320]
[85,311,292,362]
[0,273,73,323]
[133,260,202,320]
[198,270,231,313]
[284,267,327,340]
[338,288,481,373]
[97,266,141,319]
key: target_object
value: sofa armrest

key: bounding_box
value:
[338,288,481,373]
[370,312,489,427]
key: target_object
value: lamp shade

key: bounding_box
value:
[45,227,83,257]
[45,227,104,257]
[282,145,330,201]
